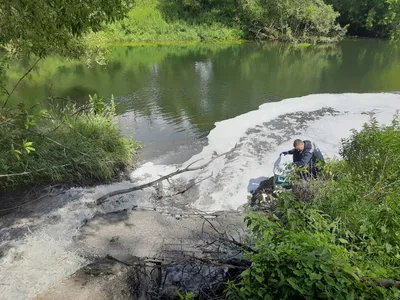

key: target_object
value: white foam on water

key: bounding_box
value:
[138,93,400,211]
[1,93,399,300]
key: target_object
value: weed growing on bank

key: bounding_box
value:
[0,94,140,192]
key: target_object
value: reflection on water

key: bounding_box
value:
[6,40,400,162]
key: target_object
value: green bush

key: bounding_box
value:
[85,0,245,44]
[227,117,400,299]
[241,0,347,43]
[85,0,347,45]
[0,94,140,191]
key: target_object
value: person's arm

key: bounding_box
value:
[281,148,295,156]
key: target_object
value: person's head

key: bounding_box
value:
[293,139,304,151]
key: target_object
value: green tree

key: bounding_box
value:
[241,0,346,43]
[0,0,130,57]
[0,0,139,192]
[327,0,400,37]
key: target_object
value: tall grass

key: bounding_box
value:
[0,95,140,192]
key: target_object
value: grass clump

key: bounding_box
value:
[227,116,400,299]
[0,94,140,192]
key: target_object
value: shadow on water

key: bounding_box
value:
[247,176,268,193]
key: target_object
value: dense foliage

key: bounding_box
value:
[85,0,244,43]
[89,0,346,43]
[88,0,400,44]
[227,117,400,299]
[0,0,130,57]
[327,0,400,38]
[239,0,346,43]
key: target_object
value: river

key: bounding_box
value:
[6,39,400,163]
[1,40,400,299]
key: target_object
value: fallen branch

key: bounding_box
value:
[96,145,237,205]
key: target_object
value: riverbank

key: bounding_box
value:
[84,0,346,46]
[0,95,140,193]
[1,93,399,300]
[84,0,399,47]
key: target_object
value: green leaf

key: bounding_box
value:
[11,144,22,160]
[309,273,323,281]
[39,109,49,116]
[385,243,393,253]
[324,274,337,287]
[255,274,264,283]
[286,278,303,293]
[23,140,35,153]
[319,264,332,273]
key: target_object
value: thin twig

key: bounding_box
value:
[201,216,258,253]
[0,85,10,96]
[0,164,71,178]
[363,178,400,199]
[169,173,213,197]
[2,58,41,109]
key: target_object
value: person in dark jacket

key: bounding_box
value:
[281,139,324,179]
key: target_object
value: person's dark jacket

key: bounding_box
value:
[287,140,324,167]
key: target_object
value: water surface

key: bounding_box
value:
[6,40,400,162]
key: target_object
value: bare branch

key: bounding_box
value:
[96,145,237,205]
[169,173,213,197]
[185,158,204,169]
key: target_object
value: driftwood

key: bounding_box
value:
[96,146,237,205]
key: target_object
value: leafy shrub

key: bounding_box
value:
[241,0,347,43]
[227,117,400,299]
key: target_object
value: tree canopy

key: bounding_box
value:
[327,0,400,37]
[0,0,130,57]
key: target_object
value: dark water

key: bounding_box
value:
[6,40,400,163]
